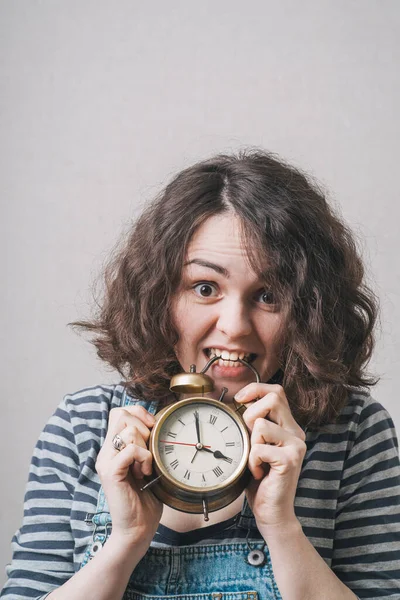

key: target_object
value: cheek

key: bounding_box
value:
[259,314,285,350]
[173,294,214,339]
[172,304,215,369]
[171,295,189,335]
[173,329,203,374]
[171,297,197,359]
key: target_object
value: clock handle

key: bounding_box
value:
[236,358,260,383]
[232,358,261,415]
[201,355,261,383]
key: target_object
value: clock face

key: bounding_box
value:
[155,400,246,490]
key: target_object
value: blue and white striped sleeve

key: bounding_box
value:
[1,397,79,599]
[332,399,400,599]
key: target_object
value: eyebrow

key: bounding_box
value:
[184,259,230,278]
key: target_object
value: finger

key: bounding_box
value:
[115,425,149,449]
[248,439,306,480]
[103,422,150,463]
[127,432,150,479]
[114,444,153,480]
[106,409,154,444]
[132,458,147,480]
[108,405,155,436]
[235,383,288,405]
[116,426,152,480]
[251,417,289,443]
[246,394,304,440]
[108,405,156,431]
[97,443,153,482]
[237,386,305,441]
[248,443,283,479]
[122,404,156,427]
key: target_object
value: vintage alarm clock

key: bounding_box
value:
[141,355,260,521]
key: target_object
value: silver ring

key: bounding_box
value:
[112,433,126,452]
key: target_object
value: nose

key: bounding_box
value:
[215,297,252,339]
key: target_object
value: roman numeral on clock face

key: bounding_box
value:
[164,445,174,454]
[184,470,191,480]
[170,459,179,469]
[167,431,177,439]
[213,466,224,477]
[209,415,217,425]
[225,442,235,446]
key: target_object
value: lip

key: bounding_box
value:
[212,362,251,374]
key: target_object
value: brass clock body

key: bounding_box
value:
[142,357,259,520]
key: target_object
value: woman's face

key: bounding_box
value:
[172,213,284,402]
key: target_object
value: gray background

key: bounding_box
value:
[1,0,399,584]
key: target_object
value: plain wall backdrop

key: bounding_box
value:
[1,0,399,585]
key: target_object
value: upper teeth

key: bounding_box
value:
[209,348,249,362]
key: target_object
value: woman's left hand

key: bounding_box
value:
[235,383,307,532]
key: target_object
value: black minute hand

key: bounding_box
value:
[194,410,201,444]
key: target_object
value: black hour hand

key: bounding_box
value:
[202,447,232,462]
[213,450,232,462]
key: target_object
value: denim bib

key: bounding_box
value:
[81,389,282,599]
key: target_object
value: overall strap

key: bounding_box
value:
[81,388,159,567]
[122,388,159,414]
[95,388,159,516]
[237,496,257,530]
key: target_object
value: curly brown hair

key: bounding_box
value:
[72,149,379,428]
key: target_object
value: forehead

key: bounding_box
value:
[186,214,245,258]
[183,214,273,285]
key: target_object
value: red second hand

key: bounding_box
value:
[160,440,211,448]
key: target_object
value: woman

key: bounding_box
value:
[2,150,400,600]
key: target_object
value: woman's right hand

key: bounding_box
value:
[95,405,163,548]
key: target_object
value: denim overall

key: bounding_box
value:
[81,390,282,600]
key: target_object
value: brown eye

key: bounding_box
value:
[193,283,217,297]
[257,290,275,304]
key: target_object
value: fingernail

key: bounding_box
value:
[235,390,245,400]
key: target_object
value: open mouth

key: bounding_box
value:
[204,348,257,368]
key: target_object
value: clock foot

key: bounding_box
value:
[202,498,209,521]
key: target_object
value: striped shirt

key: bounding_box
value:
[1,384,400,599]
